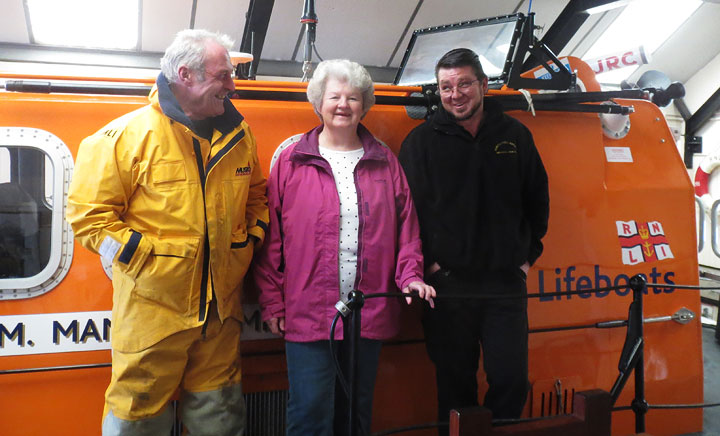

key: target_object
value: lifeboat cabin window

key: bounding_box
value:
[0,128,73,299]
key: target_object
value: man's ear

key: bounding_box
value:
[178,66,192,84]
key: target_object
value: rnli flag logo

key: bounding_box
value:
[616,220,674,265]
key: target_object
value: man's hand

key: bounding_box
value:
[520,262,530,275]
[402,281,436,308]
[425,262,441,276]
[267,317,285,336]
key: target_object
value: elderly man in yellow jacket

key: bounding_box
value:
[67,29,268,436]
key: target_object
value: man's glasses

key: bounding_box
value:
[438,79,478,96]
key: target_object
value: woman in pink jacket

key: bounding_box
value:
[253,59,435,436]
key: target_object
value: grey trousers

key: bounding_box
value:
[102,383,246,436]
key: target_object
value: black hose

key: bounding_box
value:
[329,310,350,397]
[3,80,636,114]
[329,308,371,436]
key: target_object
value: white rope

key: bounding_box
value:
[518,89,536,117]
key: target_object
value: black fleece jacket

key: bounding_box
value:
[399,98,549,275]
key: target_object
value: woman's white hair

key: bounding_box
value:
[306,59,375,117]
[160,29,234,83]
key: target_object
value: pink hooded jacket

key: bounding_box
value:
[254,124,424,342]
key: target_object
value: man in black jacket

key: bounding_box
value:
[399,48,549,433]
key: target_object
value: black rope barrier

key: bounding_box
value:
[363,285,631,302]
[649,402,720,410]
[529,320,627,334]
[613,402,720,412]
[364,280,720,303]
[341,274,720,435]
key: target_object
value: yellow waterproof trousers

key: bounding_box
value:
[102,306,245,436]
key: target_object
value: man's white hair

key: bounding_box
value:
[306,59,376,118]
[160,29,234,83]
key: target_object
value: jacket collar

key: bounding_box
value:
[290,123,388,163]
[152,73,245,136]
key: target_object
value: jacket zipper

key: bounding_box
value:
[353,161,364,292]
[192,137,211,327]
[192,130,246,330]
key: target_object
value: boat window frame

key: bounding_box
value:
[0,127,74,299]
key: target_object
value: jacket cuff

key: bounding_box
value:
[261,305,285,322]
[116,231,152,280]
[248,219,268,246]
[400,275,424,291]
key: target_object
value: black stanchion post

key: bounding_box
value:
[628,274,648,433]
[715,292,720,344]
[345,290,364,436]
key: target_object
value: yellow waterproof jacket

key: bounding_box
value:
[67,74,268,352]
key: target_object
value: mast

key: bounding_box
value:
[300,0,318,81]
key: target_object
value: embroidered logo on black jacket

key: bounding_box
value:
[494,141,517,154]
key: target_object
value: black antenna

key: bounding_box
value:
[300,0,318,81]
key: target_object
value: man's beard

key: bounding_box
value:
[447,100,483,122]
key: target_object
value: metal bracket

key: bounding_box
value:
[506,13,576,91]
[335,299,351,317]
[644,307,695,325]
